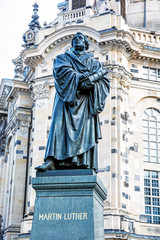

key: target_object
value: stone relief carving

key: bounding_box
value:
[108,65,132,91]
[0,115,7,156]
[23,3,41,48]
[31,84,49,105]
[36,99,45,108]
[0,85,12,109]
[12,56,24,80]
[6,112,31,136]
[8,102,15,120]
[39,59,48,68]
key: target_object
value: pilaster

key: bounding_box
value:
[0,155,6,221]
[1,80,32,239]
[28,80,50,212]
[104,64,133,232]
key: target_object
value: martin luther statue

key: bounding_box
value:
[35,32,110,172]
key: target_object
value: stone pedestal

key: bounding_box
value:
[30,169,107,240]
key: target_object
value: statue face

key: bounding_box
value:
[72,33,86,51]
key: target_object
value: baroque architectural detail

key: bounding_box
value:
[23,30,35,46]
[0,114,7,156]
[0,86,12,110]
[23,3,41,47]
[107,64,132,91]
[24,55,43,68]
[0,79,13,158]
[12,55,24,80]
[6,111,31,136]
[31,84,49,101]
[28,3,41,31]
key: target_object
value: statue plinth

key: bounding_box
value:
[30,169,107,240]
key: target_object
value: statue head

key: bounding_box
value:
[72,32,89,51]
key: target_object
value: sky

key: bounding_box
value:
[0,0,60,83]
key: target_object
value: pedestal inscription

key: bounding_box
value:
[38,212,88,221]
[30,170,107,240]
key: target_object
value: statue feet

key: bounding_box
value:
[35,160,55,171]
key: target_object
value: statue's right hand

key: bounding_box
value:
[79,72,90,82]
[82,72,90,78]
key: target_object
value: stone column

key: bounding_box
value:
[2,109,31,240]
[0,114,7,217]
[68,0,72,10]
[0,156,6,215]
[105,65,132,229]
[28,82,50,211]
[2,134,16,236]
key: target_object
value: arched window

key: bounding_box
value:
[143,108,160,163]
[72,0,86,10]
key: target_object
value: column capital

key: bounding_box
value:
[31,83,49,102]
[6,109,31,136]
[106,64,133,91]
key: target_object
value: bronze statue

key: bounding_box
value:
[35,32,110,172]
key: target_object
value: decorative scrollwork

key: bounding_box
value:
[32,84,49,101]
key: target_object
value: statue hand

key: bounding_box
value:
[79,72,90,82]
[82,72,90,78]
[80,79,94,89]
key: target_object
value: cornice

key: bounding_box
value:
[7,80,29,101]
[131,78,160,92]
[105,64,133,91]
[5,107,31,136]
[24,55,44,68]
[0,79,13,110]
[131,50,160,62]
[24,25,101,54]
[22,26,160,71]
[0,85,12,109]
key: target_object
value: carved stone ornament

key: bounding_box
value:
[0,115,7,156]
[23,29,35,45]
[107,65,132,91]
[6,112,31,136]
[28,3,41,31]
[36,99,45,108]
[0,85,12,109]
[12,56,24,80]
[32,84,49,101]
[22,3,40,47]
[119,75,131,90]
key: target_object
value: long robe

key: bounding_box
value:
[44,50,110,171]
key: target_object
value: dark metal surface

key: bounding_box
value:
[36,32,110,171]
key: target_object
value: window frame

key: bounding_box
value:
[143,108,160,164]
[72,0,86,10]
[144,170,160,224]
[143,67,160,82]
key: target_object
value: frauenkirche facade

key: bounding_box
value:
[0,0,160,239]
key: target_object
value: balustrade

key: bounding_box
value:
[61,8,86,21]
[131,30,160,45]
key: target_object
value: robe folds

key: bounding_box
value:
[44,50,110,171]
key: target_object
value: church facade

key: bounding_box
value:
[0,0,160,239]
